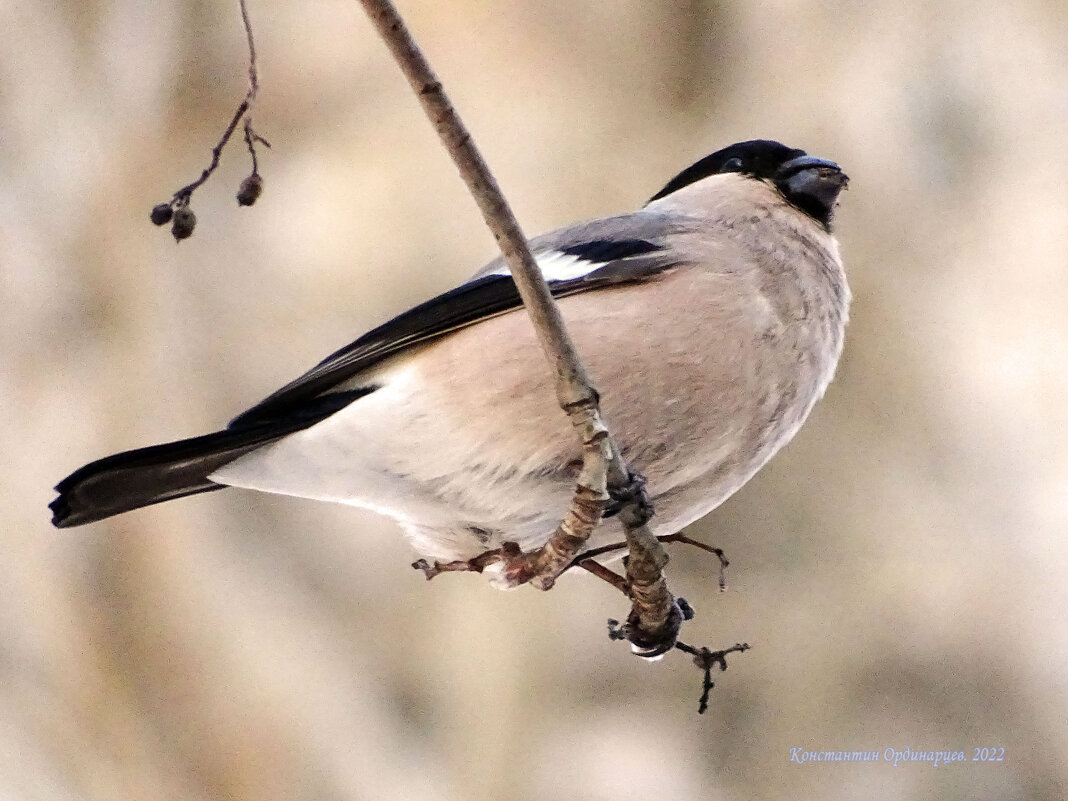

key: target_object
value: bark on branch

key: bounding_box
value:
[355,0,680,653]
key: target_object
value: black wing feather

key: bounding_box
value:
[230,274,526,426]
[558,238,663,263]
[230,233,684,428]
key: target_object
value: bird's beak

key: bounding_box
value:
[777,154,849,211]
[779,154,846,179]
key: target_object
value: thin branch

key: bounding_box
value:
[356,0,682,653]
[152,0,268,235]
[173,0,262,204]
[243,125,272,177]
[239,0,258,94]
[170,99,251,205]
[569,532,730,590]
[577,559,629,593]
[676,642,751,714]
[237,0,272,189]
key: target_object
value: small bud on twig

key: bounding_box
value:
[171,207,197,241]
[150,0,267,237]
[150,203,174,226]
[236,174,263,206]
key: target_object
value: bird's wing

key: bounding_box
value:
[230,212,691,427]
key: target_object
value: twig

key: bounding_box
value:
[676,642,751,714]
[151,0,269,237]
[244,124,272,178]
[356,0,681,653]
[661,533,729,591]
[577,558,629,593]
[170,99,251,206]
[584,544,747,711]
[174,0,263,204]
[569,532,730,590]
[237,0,272,189]
[239,0,258,90]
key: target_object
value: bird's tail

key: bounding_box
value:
[50,390,369,528]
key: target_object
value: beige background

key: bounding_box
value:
[3,1,1066,799]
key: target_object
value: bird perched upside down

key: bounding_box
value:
[50,139,850,585]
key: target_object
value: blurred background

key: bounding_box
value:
[2,1,1066,799]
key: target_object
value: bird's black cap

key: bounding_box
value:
[649,140,806,202]
[649,139,847,228]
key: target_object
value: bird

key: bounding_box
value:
[50,139,850,583]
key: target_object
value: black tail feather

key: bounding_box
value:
[50,389,372,528]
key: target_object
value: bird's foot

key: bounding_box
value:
[413,484,607,590]
[412,536,585,590]
[603,470,654,526]
[411,541,523,580]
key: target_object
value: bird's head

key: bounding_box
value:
[649,139,849,229]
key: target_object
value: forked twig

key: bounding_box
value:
[585,537,747,710]
[676,642,751,714]
[151,0,269,239]
[571,532,730,590]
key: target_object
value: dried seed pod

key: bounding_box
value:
[171,207,196,241]
[150,203,174,226]
[236,174,263,206]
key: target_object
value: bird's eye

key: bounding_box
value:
[720,157,744,173]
